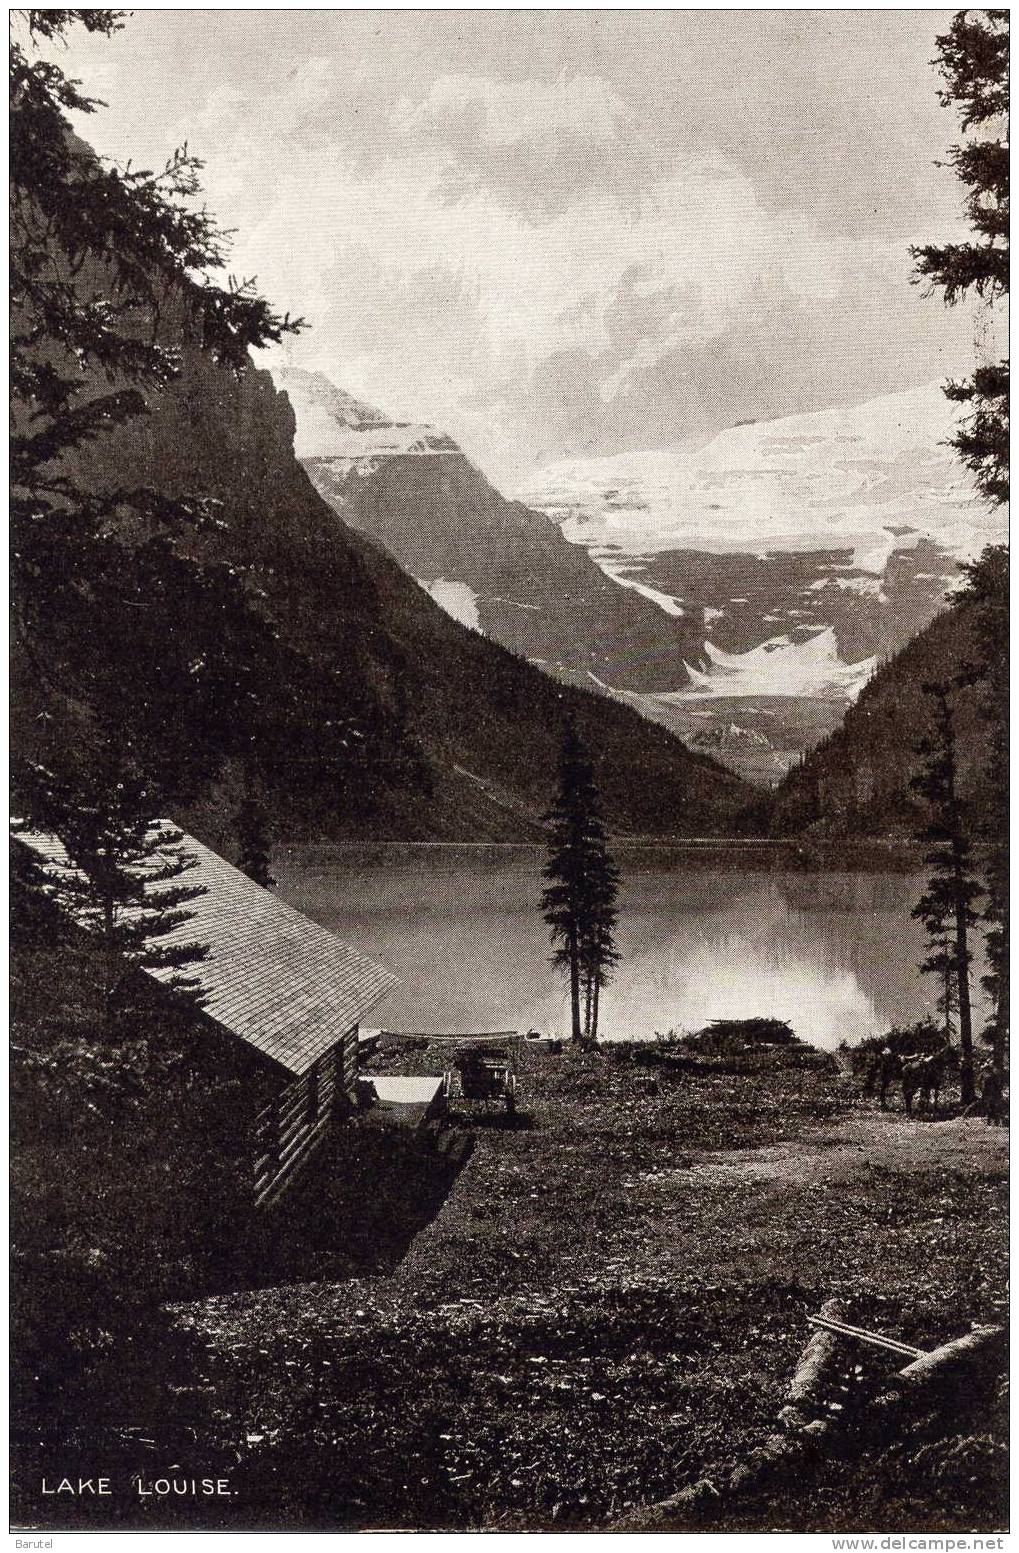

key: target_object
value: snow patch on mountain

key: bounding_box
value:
[807,574,885,597]
[276,365,459,463]
[313,426,459,466]
[677,629,876,701]
[280,364,994,719]
[519,384,1003,570]
[417,578,482,632]
[597,558,686,616]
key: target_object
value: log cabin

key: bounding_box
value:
[15,823,398,1206]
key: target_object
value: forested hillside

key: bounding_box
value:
[770,591,997,837]
[16,328,761,843]
[11,140,758,845]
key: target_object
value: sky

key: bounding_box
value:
[51,9,984,485]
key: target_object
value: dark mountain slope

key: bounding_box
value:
[39,337,760,843]
[282,362,704,695]
[288,369,1005,791]
[304,447,705,693]
[770,603,990,838]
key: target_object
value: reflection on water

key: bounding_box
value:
[275,847,988,1051]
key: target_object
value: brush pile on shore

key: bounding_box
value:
[620,1019,838,1075]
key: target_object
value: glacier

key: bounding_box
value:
[518,383,1003,570]
[676,629,876,702]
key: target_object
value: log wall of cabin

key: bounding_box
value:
[252,1023,360,1206]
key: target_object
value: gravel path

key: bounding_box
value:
[691,1108,1007,1186]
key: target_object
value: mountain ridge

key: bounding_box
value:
[519,384,999,566]
[281,363,708,696]
[518,383,1004,713]
[280,365,1004,785]
[17,323,762,846]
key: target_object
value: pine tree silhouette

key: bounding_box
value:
[542,722,621,1045]
[910,683,982,1102]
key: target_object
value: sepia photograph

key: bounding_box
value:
[9,4,1009,1538]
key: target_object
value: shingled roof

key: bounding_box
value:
[16,823,398,1077]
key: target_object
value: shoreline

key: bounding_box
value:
[275,837,930,875]
[278,837,927,847]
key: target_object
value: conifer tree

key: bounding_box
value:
[581,847,621,1044]
[10,10,302,499]
[910,683,982,1102]
[542,723,621,1045]
[911,13,1008,1086]
[236,775,277,890]
[15,747,209,1028]
[911,10,1009,505]
[10,9,303,822]
[955,544,1008,1079]
[922,926,959,1044]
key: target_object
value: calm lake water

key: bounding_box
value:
[275,845,988,1051]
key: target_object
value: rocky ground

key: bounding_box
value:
[161,1038,1007,1532]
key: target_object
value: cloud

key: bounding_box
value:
[237,128,974,482]
[393,71,628,148]
[52,14,980,484]
[241,141,859,473]
[498,258,982,473]
[391,70,672,221]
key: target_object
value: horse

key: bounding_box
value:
[900,1044,958,1116]
[978,1067,1006,1126]
[865,1046,903,1109]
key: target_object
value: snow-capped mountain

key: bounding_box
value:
[279,367,459,463]
[515,386,1004,773]
[279,365,704,693]
[519,385,997,568]
[278,367,1004,785]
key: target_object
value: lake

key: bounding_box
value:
[274,844,988,1051]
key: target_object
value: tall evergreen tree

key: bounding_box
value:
[581,847,622,1044]
[922,926,959,1044]
[15,747,209,1028]
[955,544,1008,1078]
[911,10,1009,506]
[11,10,302,495]
[542,723,621,1045]
[10,10,303,823]
[236,774,277,890]
[910,683,982,1103]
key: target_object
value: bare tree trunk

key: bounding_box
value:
[583,968,594,1044]
[591,972,601,1044]
[101,897,119,1031]
[568,924,582,1044]
[954,890,975,1103]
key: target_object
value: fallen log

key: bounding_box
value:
[611,1317,1005,1533]
[777,1297,850,1432]
[873,1323,1006,1414]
